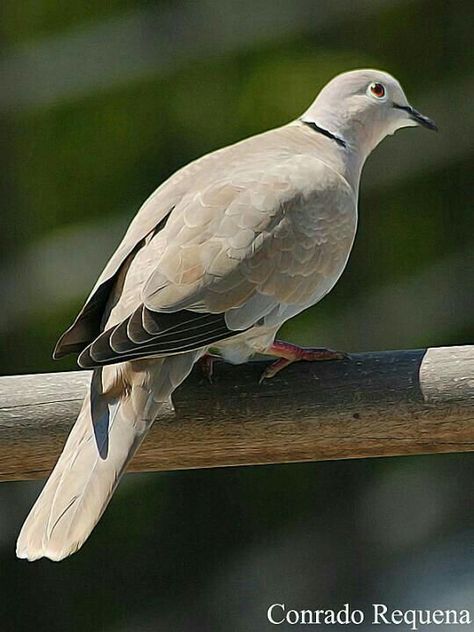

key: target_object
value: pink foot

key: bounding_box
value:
[260,340,348,382]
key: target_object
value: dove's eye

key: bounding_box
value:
[369,82,386,98]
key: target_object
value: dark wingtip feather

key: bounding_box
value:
[77,345,96,369]
[77,306,243,367]
[53,341,88,360]
[109,315,136,352]
[127,306,154,344]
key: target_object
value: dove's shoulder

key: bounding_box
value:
[87,126,299,295]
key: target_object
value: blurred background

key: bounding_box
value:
[0,0,473,629]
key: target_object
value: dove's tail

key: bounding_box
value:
[16,353,198,562]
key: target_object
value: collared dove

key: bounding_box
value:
[17,69,436,561]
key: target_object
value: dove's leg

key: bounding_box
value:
[260,340,347,382]
[198,352,221,383]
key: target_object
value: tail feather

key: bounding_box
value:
[16,354,197,561]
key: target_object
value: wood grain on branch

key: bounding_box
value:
[0,346,473,482]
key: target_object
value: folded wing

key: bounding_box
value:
[78,154,356,368]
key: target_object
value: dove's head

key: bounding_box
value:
[302,69,437,156]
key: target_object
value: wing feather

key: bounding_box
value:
[77,307,242,368]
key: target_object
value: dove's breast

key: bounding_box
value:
[239,159,358,322]
[217,162,358,363]
[283,171,358,310]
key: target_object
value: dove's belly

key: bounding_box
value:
[213,325,279,364]
[214,253,354,365]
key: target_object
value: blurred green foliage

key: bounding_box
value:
[1,0,141,45]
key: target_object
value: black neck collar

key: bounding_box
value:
[301,119,347,148]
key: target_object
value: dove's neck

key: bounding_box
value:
[297,120,365,193]
[300,105,386,192]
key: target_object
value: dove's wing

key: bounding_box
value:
[78,153,356,368]
[52,159,206,358]
[53,125,294,357]
[53,122,348,358]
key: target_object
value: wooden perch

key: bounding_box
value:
[0,346,473,482]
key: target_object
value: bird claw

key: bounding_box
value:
[259,342,349,382]
[259,358,292,383]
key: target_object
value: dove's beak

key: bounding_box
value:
[394,104,438,131]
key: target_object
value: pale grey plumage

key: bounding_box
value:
[17,69,436,561]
